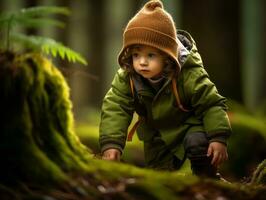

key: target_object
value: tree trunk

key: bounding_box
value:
[0,52,92,185]
[24,0,39,36]
[182,0,242,102]
[87,0,106,108]
[241,0,266,110]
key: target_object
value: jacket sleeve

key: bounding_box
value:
[99,69,135,153]
[183,67,232,144]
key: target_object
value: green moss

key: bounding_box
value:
[0,52,91,184]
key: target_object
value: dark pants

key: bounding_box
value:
[183,132,217,177]
[144,132,217,177]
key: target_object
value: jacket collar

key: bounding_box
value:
[131,73,172,99]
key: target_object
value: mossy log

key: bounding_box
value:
[0,51,265,200]
[0,51,92,185]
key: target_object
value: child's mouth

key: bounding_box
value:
[140,69,150,73]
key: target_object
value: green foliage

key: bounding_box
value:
[0,6,70,29]
[227,100,266,141]
[12,33,87,65]
[251,160,266,185]
[223,100,266,179]
[0,6,87,65]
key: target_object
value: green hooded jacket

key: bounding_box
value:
[99,31,232,159]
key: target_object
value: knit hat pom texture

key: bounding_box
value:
[145,0,163,10]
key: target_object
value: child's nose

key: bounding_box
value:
[140,56,148,66]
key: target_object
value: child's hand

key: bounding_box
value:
[207,142,228,167]
[102,148,121,161]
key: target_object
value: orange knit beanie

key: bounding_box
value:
[118,0,180,71]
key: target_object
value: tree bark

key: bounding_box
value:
[0,52,92,185]
[87,0,106,108]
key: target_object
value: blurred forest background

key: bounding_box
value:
[1,0,265,181]
[1,0,265,115]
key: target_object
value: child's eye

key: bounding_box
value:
[148,53,156,58]
[132,53,139,58]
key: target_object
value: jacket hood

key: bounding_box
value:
[177,30,204,70]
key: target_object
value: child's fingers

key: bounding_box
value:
[207,145,213,157]
[217,154,223,166]
[102,152,111,160]
[208,142,228,166]
[102,153,112,160]
[220,152,228,163]
[220,153,226,163]
[102,152,120,161]
[102,149,121,161]
[213,152,227,166]
[112,152,120,161]
[225,151,228,161]
[102,155,109,160]
[102,155,116,160]
[108,153,116,160]
[211,151,219,165]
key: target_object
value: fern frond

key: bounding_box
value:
[12,33,87,65]
[0,6,87,66]
[16,18,65,29]
[0,6,69,29]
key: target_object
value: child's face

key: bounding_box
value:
[132,45,165,79]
